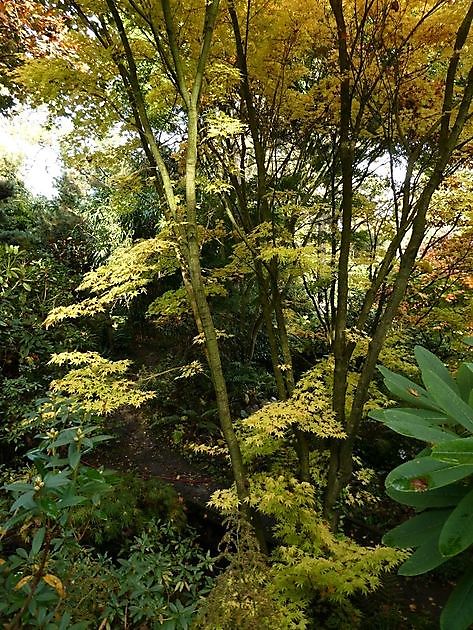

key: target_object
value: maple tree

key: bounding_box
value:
[0,0,64,109]
[1,0,473,626]
[9,0,473,533]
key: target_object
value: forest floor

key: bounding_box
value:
[93,409,220,506]
[86,407,227,551]
[88,333,454,629]
[89,407,453,630]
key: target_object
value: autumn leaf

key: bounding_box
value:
[43,573,65,598]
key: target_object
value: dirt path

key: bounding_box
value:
[87,409,224,522]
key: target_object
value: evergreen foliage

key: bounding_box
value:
[373,346,473,630]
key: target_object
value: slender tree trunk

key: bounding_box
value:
[185,104,254,515]
[228,0,310,480]
[324,0,354,525]
[99,0,269,546]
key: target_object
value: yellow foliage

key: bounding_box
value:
[43,574,66,598]
[48,352,154,415]
[14,575,33,590]
[206,111,247,139]
[209,472,406,615]
[240,366,345,462]
[44,237,177,327]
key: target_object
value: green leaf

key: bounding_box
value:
[398,533,449,576]
[11,491,36,511]
[432,438,473,465]
[89,434,113,445]
[16,547,29,560]
[386,483,471,508]
[415,346,459,394]
[383,510,452,549]
[31,526,45,556]
[386,457,473,493]
[421,369,473,433]
[388,408,450,422]
[52,429,76,448]
[439,487,473,557]
[457,363,473,403]
[57,495,86,508]
[383,509,452,549]
[462,337,473,347]
[378,366,440,410]
[68,444,80,469]
[370,409,456,443]
[4,482,34,493]
[440,566,473,630]
[43,471,70,489]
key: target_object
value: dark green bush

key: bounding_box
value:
[71,472,186,547]
[371,346,473,630]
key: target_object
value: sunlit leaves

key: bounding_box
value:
[48,351,154,414]
[44,236,177,326]
[241,366,345,463]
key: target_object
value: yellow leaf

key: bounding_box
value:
[43,574,65,598]
[15,575,33,590]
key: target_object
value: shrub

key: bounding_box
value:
[0,425,213,629]
[71,473,186,547]
[371,345,473,630]
[57,520,215,629]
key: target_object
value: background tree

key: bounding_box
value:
[324,0,473,520]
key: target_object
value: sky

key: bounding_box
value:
[0,105,69,198]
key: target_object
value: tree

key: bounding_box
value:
[13,0,473,531]
[0,0,64,110]
[324,0,473,521]
[18,0,263,538]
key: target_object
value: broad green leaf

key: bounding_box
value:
[463,337,473,347]
[398,533,449,576]
[439,487,473,557]
[440,566,473,630]
[31,526,45,556]
[370,409,456,443]
[416,446,432,458]
[386,483,470,508]
[51,429,76,448]
[378,366,440,410]
[89,434,113,444]
[386,408,449,422]
[386,457,473,492]
[415,346,459,394]
[457,363,473,403]
[432,438,473,465]
[43,471,70,489]
[15,547,29,560]
[383,509,452,548]
[80,425,100,435]
[57,495,86,508]
[421,369,473,433]
[4,482,34,493]
[11,491,36,512]
[68,444,80,470]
